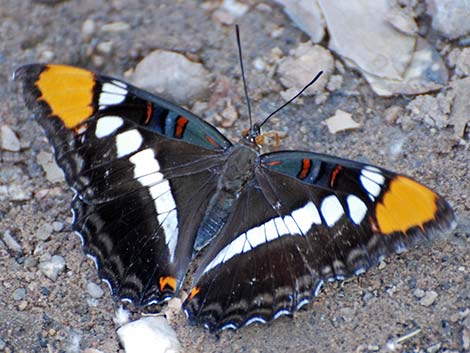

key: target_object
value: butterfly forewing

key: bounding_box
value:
[15,63,231,305]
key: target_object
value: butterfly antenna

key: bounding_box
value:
[257,71,324,130]
[235,25,253,131]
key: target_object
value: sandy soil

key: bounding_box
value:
[1,1,469,352]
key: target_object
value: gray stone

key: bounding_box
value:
[1,125,21,152]
[36,224,53,241]
[428,0,470,39]
[131,50,210,105]
[448,77,470,138]
[2,230,23,253]
[420,290,438,307]
[36,150,65,183]
[0,337,6,350]
[87,282,104,299]
[413,288,425,298]
[101,22,130,33]
[455,47,470,77]
[277,42,334,98]
[52,221,64,232]
[12,287,27,301]
[39,255,66,281]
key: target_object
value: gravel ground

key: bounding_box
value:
[1,1,469,352]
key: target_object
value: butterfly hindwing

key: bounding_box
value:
[14,63,231,305]
[183,151,454,330]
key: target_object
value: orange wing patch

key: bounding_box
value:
[375,176,438,234]
[36,65,96,129]
[188,286,201,301]
[175,116,189,138]
[159,276,177,292]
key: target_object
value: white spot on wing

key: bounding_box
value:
[202,200,327,274]
[320,195,344,227]
[346,195,368,224]
[102,82,128,95]
[274,217,289,235]
[291,201,322,234]
[362,166,385,184]
[264,219,278,242]
[96,116,124,138]
[128,148,179,261]
[282,215,301,235]
[116,129,143,158]
[246,225,266,248]
[360,166,385,199]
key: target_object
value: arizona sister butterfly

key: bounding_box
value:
[14,28,455,331]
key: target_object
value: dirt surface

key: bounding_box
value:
[1,1,469,352]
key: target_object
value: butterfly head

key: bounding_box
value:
[241,122,263,149]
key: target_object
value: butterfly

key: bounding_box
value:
[14,62,455,332]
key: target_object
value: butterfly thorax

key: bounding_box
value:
[193,143,258,252]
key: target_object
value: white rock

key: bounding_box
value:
[319,0,415,80]
[363,38,448,96]
[323,110,360,134]
[277,42,334,97]
[87,282,104,299]
[318,0,448,96]
[117,317,181,353]
[36,223,53,241]
[455,47,470,77]
[420,290,438,307]
[38,255,66,281]
[221,0,249,17]
[448,77,470,138]
[131,50,210,105]
[428,0,470,39]
[36,150,65,183]
[273,0,325,43]
[101,22,130,33]
[81,19,96,41]
[2,230,23,253]
[385,6,418,35]
[1,125,21,152]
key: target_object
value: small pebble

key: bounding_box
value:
[323,110,360,134]
[413,288,425,298]
[12,287,27,301]
[420,290,438,307]
[81,19,96,41]
[24,256,38,268]
[52,221,64,232]
[96,41,113,55]
[17,300,28,311]
[38,255,66,281]
[1,125,21,152]
[426,343,442,353]
[2,230,23,253]
[36,151,65,183]
[36,224,53,241]
[101,21,130,33]
[0,337,6,350]
[87,282,104,299]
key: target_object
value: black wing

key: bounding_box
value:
[183,150,455,331]
[15,63,231,305]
